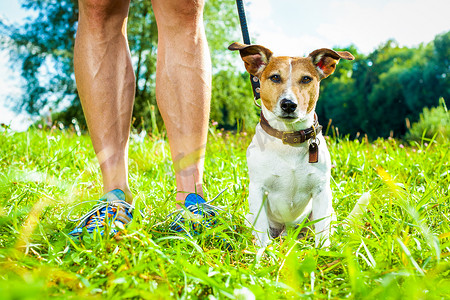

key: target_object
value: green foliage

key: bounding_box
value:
[126,0,158,130]
[1,128,449,298]
[0,0,78,115]
[315,45,361,136]
[211,70,259,130]
[317,32,450,138]
[406,98,450,142]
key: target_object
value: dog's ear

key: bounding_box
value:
[309,48,354,79]
[228,42,273,77]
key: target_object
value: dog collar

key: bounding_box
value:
[259,112,323,163]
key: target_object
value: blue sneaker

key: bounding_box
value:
[68,189,134,237]
[168,189,229,235]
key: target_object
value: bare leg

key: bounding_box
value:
[74,0,134,201]
[152,0,212,206]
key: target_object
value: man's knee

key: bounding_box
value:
[171,0,205,18]
[78,0,129,23]
[153,0,205,27]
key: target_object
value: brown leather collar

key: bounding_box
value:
[259,112,322,144]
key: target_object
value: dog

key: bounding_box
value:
[229,42,355,247]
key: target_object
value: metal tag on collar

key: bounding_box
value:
[309,141,319,163]
[309,124,319,163]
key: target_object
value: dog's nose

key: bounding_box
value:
[280,99,297,113]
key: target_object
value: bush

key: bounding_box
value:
[211,70,259,130]
[406,98,449,142]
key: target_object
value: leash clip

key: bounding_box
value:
[253,97,261,108]
[308,124,319,163]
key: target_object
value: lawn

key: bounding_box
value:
[0,125,449,299]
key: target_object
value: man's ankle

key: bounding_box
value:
[175,187,203,208]
[103,187,133,203]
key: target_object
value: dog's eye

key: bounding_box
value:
[269,75,281,83]
[301,76,312,84]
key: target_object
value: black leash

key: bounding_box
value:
[235,0,261,102]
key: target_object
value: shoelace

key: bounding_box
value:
[166,188,229,220]
[167,188,234,250]
[67,199,135,227]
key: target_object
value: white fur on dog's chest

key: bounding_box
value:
[247,125,330,224]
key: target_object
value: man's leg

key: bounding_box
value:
[152,0,212,206]
[74,0,134,201]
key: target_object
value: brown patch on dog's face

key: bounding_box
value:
[259,57,290,112]
[259,57,320,118]
[228,42,273,77]
[309,48,354,79]
[291,58,321,114]
[228,42,354,121]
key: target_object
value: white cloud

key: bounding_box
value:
[249,30,327,57]
[246,0,450,55]
[317,0,450,53]
[245,0,272,20]
[245,0,330,55]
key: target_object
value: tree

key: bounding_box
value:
[0,0,78,116]
[316,45,362,137]
[211,70,258,130]
[317,33,449,138]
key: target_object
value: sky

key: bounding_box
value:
[246,0,449,55]
[0,0,449,130]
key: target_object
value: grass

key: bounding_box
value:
[0,125,449,299]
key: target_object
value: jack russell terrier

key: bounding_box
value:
[229,42,355,248]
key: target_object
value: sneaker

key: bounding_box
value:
[68,189,134,237]
[168,189,229,235]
